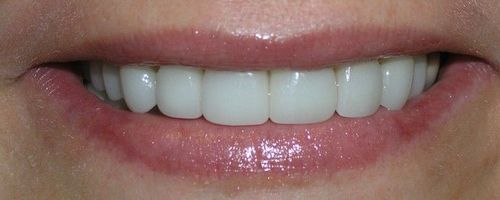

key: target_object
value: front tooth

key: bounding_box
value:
[335,61,383,118]
[202,70,269,126]
[157,66,203,119]
[90,63,105,91]
[380,56,415,110]
[409,55,427,97]
[270,68,337,124]
[120,65,157,113]
[425,53,440,89]
[102,64,124,101]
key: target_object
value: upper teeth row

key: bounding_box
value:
[88,54,440,126]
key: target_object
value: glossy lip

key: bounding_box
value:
[47,27,455,70]
[22,55,495,181]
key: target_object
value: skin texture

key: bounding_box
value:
[0,0,499,199]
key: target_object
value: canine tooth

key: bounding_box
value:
[157,66,203,119]
[90,63,105,91]
[270,68,337,124]
[409,55,427,97]
[336,61,383,118]
[120,65,157,113]
[102,64,123,101]
[425,53,440,89]
[380,56,415,110]
[202,70,269,126]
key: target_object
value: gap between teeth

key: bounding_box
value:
[87,54,441,126]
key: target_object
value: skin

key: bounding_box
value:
[0,0,499,199]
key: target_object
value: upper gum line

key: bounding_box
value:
[87,53,441,126]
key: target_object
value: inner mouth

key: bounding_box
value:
[83,53,441,126]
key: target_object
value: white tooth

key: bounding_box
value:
[335,60,383,118]
[157,66,203,119]
[409,55,427,97]
[270,68,337,124]
[120,65,157,113]
[90,63,105,91]
[102,64,124,101]
[202,70,269,126]
[425,53,440,89]
[380,56,415,110]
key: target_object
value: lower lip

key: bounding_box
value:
[22,56,495,180]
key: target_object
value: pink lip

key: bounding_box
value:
[22,56,495,179]
[51,27,456,70]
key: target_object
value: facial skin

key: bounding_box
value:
[0,1,499,199]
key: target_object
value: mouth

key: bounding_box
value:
[86,53,439,125]
[19,27,497,182]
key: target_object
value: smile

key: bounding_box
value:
[21,28,497,180]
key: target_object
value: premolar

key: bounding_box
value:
[380,56,414,110]
[410,55,427,97]
[90,63,105,91]
[425,53,441,89]
[86,54,440,126]
[102,64,123,101]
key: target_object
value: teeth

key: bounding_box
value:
[120,65,157,113]
[202,70,269,126]
[157,65,203,119]
[270,68,337,124]
[335,60,383,118]
[409,55,428,97]
[86,53,440,125]
[90,63,105,91]
[425,53,440,89]
[102,64,124,101]
[380,56,415,110]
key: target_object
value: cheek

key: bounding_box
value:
[419,76,500,182]
[0,83,73,193]
[447,0,500,65]
[433,74,500,151]
[0,82,45,146]
[0,0,84,79]
[5,75,91,169]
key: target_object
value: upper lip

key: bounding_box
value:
[50,27,454,70]
[7,1,496,73]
